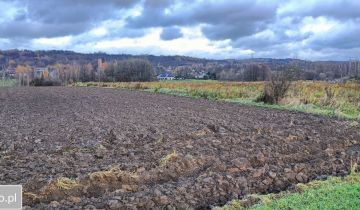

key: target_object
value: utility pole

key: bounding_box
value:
[18,73,21,87]
[339,64,343,78]
[356,59,360,77]
[98,58,101,87]
[2,57,8,87]
[98,67,100,86]
[27,72,29,87]
[2,64,5,87]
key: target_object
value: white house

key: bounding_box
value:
[157,73,175,80]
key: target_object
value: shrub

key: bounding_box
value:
[258,68,298,104]
[154,86,161,93]
[259,77,291,104]
[133,83,142,89]
[321,86,335,106]
[30,78,61,86]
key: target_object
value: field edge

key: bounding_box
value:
[214,168,360,210]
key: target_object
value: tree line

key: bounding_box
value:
[104,59,155,82]
[0,58,155,86]
[1,50,359,83]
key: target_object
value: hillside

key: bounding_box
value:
[0,49,359,81]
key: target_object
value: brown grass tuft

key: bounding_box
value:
[160,150,178,166]
[89,166,139,184]
[55,177,81,190]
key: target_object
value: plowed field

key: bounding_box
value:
[0,87,359,209]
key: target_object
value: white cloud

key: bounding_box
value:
[32,36,72,48]
[70,26,254,59]
[301,17,337,34]
[89,27,108,37]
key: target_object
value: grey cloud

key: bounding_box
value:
[24,0,138,24]
[0,21,87,38]
[160,27,182,40]
[0,37,32,50]
[127,0,279,40]
[203,23,262,41]
[111,29,146,39]
[1,0,360,60]
[281,0,360,20]
[233,28,311,50]
[143,0,173,9]
[197,1,278,40]
[0,0,140,38]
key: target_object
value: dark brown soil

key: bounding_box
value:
[0,87,359,209]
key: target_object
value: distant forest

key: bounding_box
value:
[0,49,359,83]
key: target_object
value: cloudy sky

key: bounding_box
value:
[0,0,359,60]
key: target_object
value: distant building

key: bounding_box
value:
[98,58,108,71]
[45,66,58,80]
[5,67,16,77]
[34,67,47,79]
[48,69,58,79]
[195,72,207,79]
[157,73,175,80]
[34,67,58,80]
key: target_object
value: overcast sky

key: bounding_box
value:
[0,0,359,60]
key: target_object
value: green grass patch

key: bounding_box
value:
[215,170,360,210]
[226,98,347,119]
[0,79,17,87]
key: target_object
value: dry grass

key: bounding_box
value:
[89,166,139,184]
[23,192,40,201]
[55,177,81,190]
[351,162,358,174]
[76,80,360,119]
[160,150,178,166]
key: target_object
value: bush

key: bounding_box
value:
[133,83,142,89]
[258,68,298,104]
[30,78,61,86]
[321,86,335,106]
[262,79,291,104]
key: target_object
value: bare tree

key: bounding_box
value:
[105,59,155,82]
